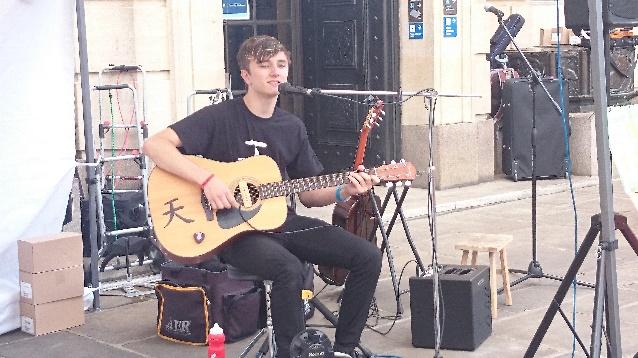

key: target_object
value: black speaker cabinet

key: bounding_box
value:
[501,78,568,181]
[410,265,492,351]
[565,0,638,29]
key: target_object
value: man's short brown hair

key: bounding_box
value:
[236,35,291,71]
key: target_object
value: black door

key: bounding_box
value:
[302,0,399,173]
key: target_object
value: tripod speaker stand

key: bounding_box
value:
[527,0,628,355]
[525,214,637,357]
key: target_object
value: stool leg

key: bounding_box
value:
[264,281,275,357]
[489,252,498,319]
[471,251,478,266]
[500,248,513,306]
[461,250,469,265]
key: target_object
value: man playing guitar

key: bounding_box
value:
[143,35,381,358]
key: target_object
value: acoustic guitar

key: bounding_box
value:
[148,155,416,264]
[319,99,384,286]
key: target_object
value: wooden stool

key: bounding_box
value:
[454,234,513,319]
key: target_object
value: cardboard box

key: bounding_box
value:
[540,27,572,46]
[19,266,84,305]
[18,232,82,273]
[20,296,84,336]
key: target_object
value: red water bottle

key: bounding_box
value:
[208,323,225,358]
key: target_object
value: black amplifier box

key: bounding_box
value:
[410,265,492,351]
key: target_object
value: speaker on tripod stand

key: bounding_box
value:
[565,0,638,31]
[501,77,568,181]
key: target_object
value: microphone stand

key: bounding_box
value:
[491,13,594,289]
[299,88,479,358]
[284,87,480,358]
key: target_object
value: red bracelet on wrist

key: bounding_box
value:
[200,173,215,189]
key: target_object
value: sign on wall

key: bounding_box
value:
[443,0,458,16]
[222,0,250,20]
[409,23,424,39]
[408,0,424,40]
[443,16,457,38]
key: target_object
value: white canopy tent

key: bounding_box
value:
[0,0,76,334]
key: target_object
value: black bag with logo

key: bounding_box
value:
[155,282,210,344]
[155,260,265,344]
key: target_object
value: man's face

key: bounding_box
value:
[241,50,289,98]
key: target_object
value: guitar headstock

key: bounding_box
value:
[362,99,385,130]
[372,160,417,185]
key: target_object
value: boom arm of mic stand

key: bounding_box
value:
[497,17,565,117]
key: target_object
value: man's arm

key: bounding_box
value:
[143,128,238,209]
[297,165,379,208]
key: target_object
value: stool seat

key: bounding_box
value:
[455,233,512,252]
[454,233,513,320]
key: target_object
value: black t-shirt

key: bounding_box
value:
[169,97,323,180]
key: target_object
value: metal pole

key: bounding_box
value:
[587,0,622,356]
[424,92,442,358]
[313,89,480,98]
[75,0,100,309]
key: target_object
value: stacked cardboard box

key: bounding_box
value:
[18,232,85,335]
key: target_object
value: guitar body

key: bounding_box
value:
[319,193,381,286]
[148,155,287,264]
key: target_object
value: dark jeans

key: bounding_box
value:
[219,212,382,358]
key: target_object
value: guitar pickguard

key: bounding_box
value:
[217,205,261,229]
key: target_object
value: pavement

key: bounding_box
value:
[1,175,638,358]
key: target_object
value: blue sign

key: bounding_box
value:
[409,22,424,40]
[443,16,457,38]
[222,0,250,20]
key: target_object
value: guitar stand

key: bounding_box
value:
[368,182,427,316]
[525,213,637,357]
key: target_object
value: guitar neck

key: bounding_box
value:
[352,127,370,169]
[259,172,351,200]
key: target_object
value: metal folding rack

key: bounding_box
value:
[91,64,159,297]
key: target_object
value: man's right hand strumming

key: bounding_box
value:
[201,175,239,210]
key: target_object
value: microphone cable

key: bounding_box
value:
[553,1,580,356]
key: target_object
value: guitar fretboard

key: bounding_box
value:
[259,172,352,199]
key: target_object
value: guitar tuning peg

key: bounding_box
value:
[400,158,406,163]
[405,180,412,187]
[381,110,386,116]
[385,182,393,188]
[382,161,386,165]
[375,122,381,127]
[395,181,403,187]
[390,160,396,164]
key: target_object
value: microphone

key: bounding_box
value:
[277,82,316,96]
[484,5,504,18]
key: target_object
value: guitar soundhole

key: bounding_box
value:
[233,183,260,207]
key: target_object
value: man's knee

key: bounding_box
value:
[354,242,382,274]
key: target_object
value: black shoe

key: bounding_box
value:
[334,349,364,358]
